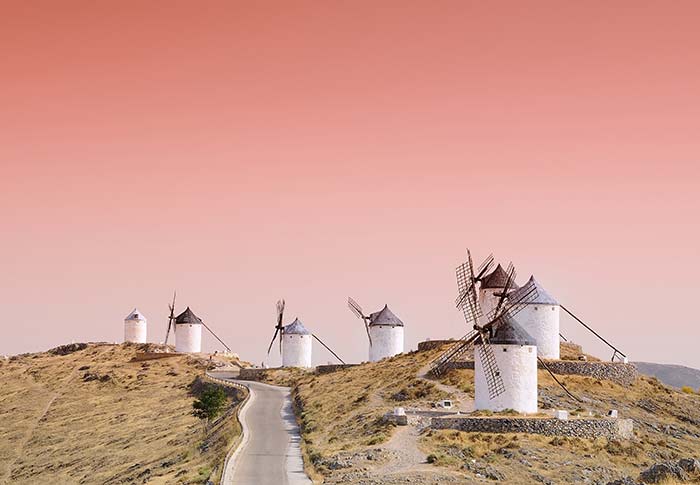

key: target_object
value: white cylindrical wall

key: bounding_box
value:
[513,305,560,359]
[474,344,538,413]
[282,333,312,368]
[478,289,501,322]
[124,319,147,343]
[175,324,202,353]
[368,325,404,362]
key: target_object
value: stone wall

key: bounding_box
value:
[417,340,455,351]
[431,416,634,440]
[238,368,269,381]
[444,360,638,386]
[315,364,358,374]
[541,361,638,386]
[130,352,181,362]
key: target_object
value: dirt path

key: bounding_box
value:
[375,423,430,475]
[416,363,475,412]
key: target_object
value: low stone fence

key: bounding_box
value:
[315,364,358,374]
[431,416,634,440]
[443,360,638,386]
[445,361,475,370]
[541,361,638,386]
[238,368,269,381]
[130,352,181,362]
[418,340,455,351]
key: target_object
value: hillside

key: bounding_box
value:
[634,362,700,390]
[256,346,700,485]
[0,343,244,485]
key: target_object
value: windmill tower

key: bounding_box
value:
[478,263,518,318]
[429,250,540,410]
[281,318,313,368]
[267,300,344,368]
[474,314,538,413]
[348,299,404,362]
[174,307,203,353]
[124,308,147,343]
[509,276,561,359]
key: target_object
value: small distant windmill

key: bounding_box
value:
[266,299,345,366]
[163,291,232,353]
[348,298,405,362]
[430,250,537,400]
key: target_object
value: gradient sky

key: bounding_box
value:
[1,1,699,368]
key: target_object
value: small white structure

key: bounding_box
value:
[368,305,404,362]
[474,316,538,414]
[509,276,561,359]
[555,410,569,420]
[174,307,203,353]
[124,308,147,343]
[478,264,516,318]
[282,318,313,368]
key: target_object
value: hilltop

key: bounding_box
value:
[255,345,700,485]
[634,362,700,391]
[0,343,244,485]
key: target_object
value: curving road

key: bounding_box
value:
[220,378,312,485]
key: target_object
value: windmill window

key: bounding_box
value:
[502,348,507,352]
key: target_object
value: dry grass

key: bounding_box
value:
[0,343,243,485]
[425,364,700,483]
[280,350,448,470]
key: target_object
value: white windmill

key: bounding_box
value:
[124,308,147,343]
[509,276,561,359]
[266,299,344,368]
[162,293,232,354]
[430,249,579,413]
[348,299,405,362]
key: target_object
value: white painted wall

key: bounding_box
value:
[368,325,404,362]
[513,304,560,359]
[282,333,312,368]
[474,344,538,413]
[478,288,501,322]
[175,324,202,353]
[124,318,147,343]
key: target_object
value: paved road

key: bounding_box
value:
[220,379,312,485]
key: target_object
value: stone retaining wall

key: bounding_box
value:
[541,361,638,386]
[443,360,638,386]
[130,352,180,362]
[431,416,634,440]
[315,364,359,374]
[417,340,455,351]
[238,368,269,381]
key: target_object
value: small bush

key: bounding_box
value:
[681,386,695,394]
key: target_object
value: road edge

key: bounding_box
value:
[203,373,253,484]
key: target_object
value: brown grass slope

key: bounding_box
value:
[0,343,243,485]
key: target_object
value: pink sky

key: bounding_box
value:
[1,1,699,367]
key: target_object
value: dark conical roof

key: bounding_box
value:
[284,318,311,335]
[507,275,558,305]
[480,264,519,290]
[369,305,404,327]
[175,307,203,325]
[486,314,536,346]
